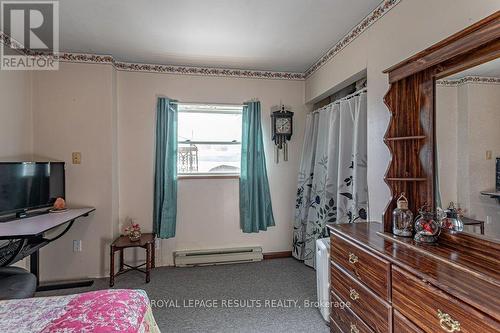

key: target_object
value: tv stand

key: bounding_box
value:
[15,211,28,219]
[0,207,95,291]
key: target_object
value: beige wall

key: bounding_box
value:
[117,71,306,266]
[305,0,500,222]
[0,71,32,158]
[439,85,500,231]
[437,82,500,236]
[436,85,458,206]
[28,63,305,279]
[32,63,118,280]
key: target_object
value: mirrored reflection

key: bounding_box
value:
[435,57,500,240]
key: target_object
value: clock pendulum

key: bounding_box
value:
[271,104,294,163]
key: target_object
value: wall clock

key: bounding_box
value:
[271,105,294,163]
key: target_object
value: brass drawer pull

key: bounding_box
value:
[349,288,360,301]
[348,252,359,264]
[437,310,461,332]
[350,323,359,333]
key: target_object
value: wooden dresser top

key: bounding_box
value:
[327,222,500,322]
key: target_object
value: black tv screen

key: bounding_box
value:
[0,162,65,216]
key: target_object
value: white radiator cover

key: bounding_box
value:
[316,237,331,322]
[174,246,263,267]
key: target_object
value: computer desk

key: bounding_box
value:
[0,207,95,291]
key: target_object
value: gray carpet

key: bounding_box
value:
[37,258,329,333]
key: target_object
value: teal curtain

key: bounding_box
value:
[240,101,275,233]
[153,98,178,238]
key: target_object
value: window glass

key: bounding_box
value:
[177,104,242,175]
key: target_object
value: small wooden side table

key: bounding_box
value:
[462,217,485,235]
[110,233,155,287]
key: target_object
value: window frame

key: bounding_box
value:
[177,103,243,178]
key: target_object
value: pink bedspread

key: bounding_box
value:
[0,289,160,333]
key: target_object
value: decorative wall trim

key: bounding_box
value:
[437,76,500,86]
[1,0,403,80]
[304,0,401,78]
[0,31,304,80]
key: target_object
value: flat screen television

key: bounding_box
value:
[0,162,65,217]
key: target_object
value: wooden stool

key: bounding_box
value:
[110,233,155,287]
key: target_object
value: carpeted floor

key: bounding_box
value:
[37,258,330,333]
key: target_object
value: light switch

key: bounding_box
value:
[486,150,492,160]
[72,152,82,164]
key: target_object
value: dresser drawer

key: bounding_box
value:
[331,234,390,300]
[392,266,500,333]
[330,291,374,333]
[331,262,391,333]
[393,310,423,333]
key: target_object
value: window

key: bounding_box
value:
[177,103,242,175]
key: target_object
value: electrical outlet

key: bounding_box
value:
[72,152,82,164]
[73,240,82,252]
[486,150,492,160]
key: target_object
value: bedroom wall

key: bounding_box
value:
[117,71,306,266]
[465,83,500,235]
[32,62,119,281]
[436,85,459,206]
[28,61,305,279]
[436,82,500,236]
[0,71,33,158]
[304,0,500,222]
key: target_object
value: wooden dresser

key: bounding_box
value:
[327,222,500,333]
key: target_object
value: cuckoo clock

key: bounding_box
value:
[271,105,294,163]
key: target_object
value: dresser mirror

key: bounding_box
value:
[435,57,500,241]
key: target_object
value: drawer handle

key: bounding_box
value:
[348,252,359,264]
[437,309,461,332]
[350,323,359,333]
[349,288,360,301]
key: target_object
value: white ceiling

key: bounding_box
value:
[58,0,382,72]
[445,57,500,80]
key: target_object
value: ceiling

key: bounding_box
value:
[58,0,382,72]
[446,58,500,80]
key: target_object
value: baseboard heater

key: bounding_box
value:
[174,247,263,267]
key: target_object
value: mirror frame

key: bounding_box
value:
[382,11,500,236]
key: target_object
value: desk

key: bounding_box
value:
[0,207,95,291]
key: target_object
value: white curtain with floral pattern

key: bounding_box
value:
[293,90,368,268]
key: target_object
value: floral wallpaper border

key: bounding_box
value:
[0,32,304,80]
[437,76,500,86]
[0,0,402,80]
[304,0,401,78]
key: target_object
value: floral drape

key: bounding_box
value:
[293,91,368,268]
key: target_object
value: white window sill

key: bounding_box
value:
[178,174,240,180]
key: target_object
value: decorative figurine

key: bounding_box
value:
[392,193,414,237]
[414,204,440,244]
[124,220,141,242]
[440,202,464,232]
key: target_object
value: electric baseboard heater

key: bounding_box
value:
[174,246,263,267]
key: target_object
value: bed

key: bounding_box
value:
[0,289,160,332]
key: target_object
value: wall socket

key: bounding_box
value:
[486,151,492,160]
[73,240,82,252]
[72,152,82,164]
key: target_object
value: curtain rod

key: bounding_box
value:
[169,101,245,107]
[312,87,367,114]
